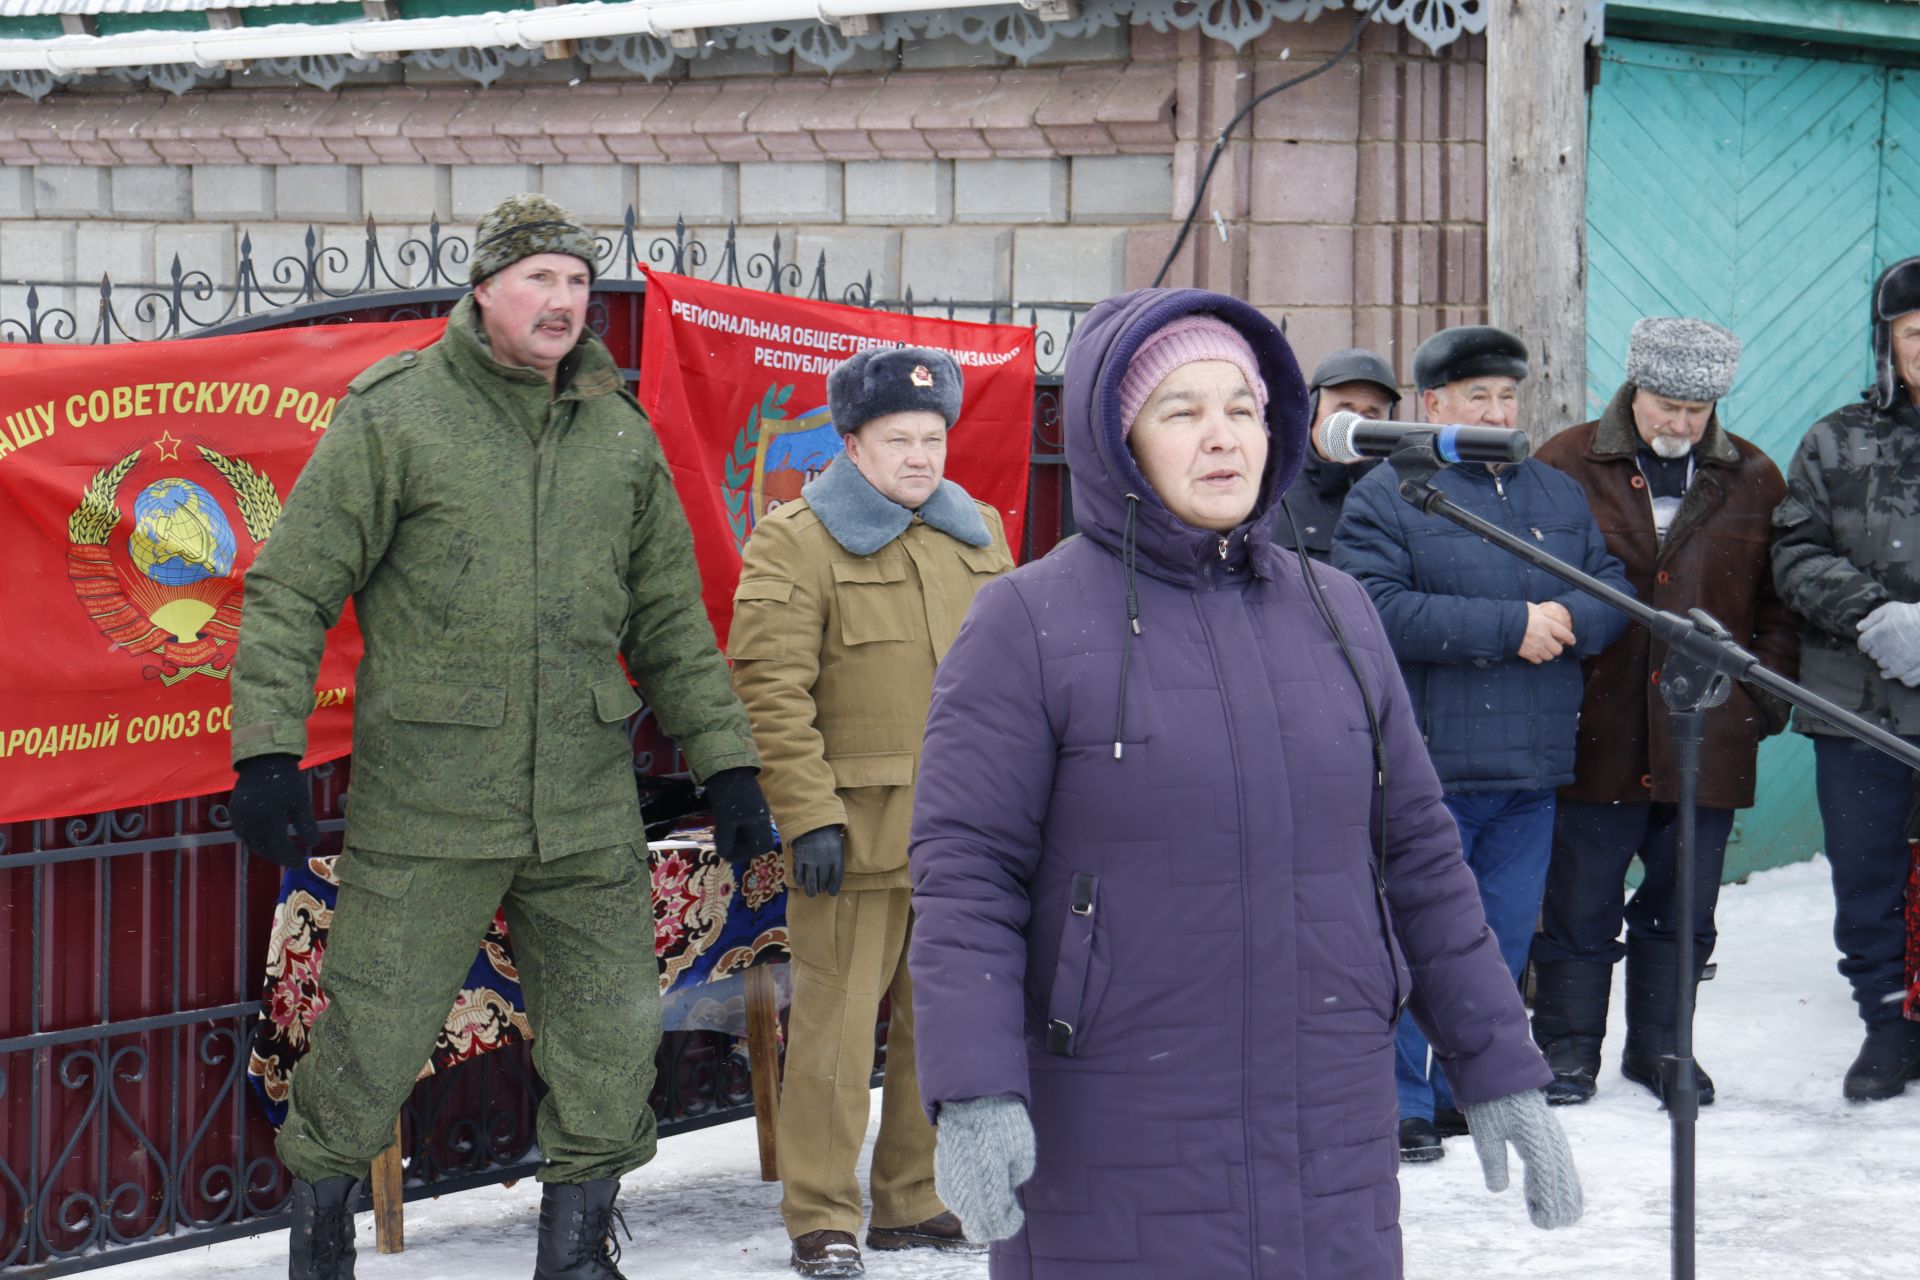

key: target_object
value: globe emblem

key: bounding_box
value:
[128,478,237,587]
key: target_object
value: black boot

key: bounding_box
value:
[1531,960,1613,1106]
[533,1179,631,1280]
[1843,1019,1920,1102]
[1620,935,1715,1108]
[287,1175,359,1280]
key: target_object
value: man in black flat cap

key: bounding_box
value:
[1280,347,1400,561]
[1334,325,1632,1163]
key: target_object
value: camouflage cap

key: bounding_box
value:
[469,194,597,285]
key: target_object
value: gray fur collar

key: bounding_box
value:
[802,456,991,556]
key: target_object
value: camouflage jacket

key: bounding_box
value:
[231,295,759,859]
[1772,397,1920,736]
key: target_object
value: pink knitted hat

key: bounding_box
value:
[1117,313,1270,435]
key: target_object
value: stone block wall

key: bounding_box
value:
[1,17,1486,385]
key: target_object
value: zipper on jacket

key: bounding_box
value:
[1217,535,1229,560]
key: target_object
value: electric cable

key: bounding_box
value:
[1150,2,1376,289]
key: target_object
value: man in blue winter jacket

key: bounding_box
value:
[1333,326,1633,1162]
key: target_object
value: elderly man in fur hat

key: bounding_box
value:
[1531,318,1799,1110]
[228,194,774,1280]
[1333,325,1632,1162]
[1774,255,1920,1102]
[728,347,1014,1276]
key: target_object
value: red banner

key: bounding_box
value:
[637,270,1035,644]
[0,320,445,823]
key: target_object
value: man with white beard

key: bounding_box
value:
[1530,318,1798,1110]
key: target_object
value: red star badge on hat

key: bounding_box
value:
[910,364,934,388]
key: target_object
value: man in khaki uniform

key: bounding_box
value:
[729,347,1013,1277]
[228,195,773,1280]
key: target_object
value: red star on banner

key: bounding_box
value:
[153,430,181,461]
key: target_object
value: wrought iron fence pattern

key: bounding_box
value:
[1,209,1090,376]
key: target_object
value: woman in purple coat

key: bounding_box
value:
[907,289,1582,1279]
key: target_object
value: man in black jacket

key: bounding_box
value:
[1279,348,1398,561]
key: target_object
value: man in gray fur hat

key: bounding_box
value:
[1533,317,1798,1109]
[728,346,1013,1275]
[1773,256,1920,1101]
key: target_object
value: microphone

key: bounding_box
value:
[1317,411,1531,466]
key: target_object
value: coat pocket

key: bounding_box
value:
[332,850,416,901]
[956,542,1014,576]
[831,556,916,646]
[826,751,915,790]
[592,676,642,724]
[1044,872,1112,1057]
[1370,870,1412,1025]
[387,681,507,727]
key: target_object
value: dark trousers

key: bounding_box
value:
[1534,800,1737,969]
[1812,734,1920,1027]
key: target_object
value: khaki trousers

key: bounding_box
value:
[277,844,662,1186]
[777,885,943,1237]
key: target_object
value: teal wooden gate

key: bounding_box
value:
[1586,38,1920,878]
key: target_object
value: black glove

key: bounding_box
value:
[790,825,846,897]
[704,767,775,868]
[229,753,320,870]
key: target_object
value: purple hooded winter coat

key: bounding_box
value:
[908,288,1552,1280]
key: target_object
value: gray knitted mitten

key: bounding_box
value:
[1464,1088,1584,1229]
[933,1096,1036,1243]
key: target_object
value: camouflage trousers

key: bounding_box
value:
[777,885,943,1238]
[277,843,661,1186]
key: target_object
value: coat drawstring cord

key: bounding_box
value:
[1114,493,1142,760]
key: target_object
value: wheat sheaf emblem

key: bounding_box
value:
[66,442,285,686]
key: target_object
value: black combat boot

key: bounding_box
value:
[1531,959,1613,1106]
[1620,935,1715,1108]
[533,1178,631,1280]
[1842,1018,1920,1102]
[287,1175,359,1280]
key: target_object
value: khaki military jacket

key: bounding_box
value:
[729,460,1012,890]
[231,296,759,860]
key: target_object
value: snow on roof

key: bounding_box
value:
[2,0,359,14]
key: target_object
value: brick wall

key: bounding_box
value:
[1,18,1486,384]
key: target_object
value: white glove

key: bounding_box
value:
[1858,601,1920,686]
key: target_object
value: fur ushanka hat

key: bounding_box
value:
[1625,317,1742,404]
[827,346,964,435]
[1871,256,1920,411]
[1412,326,1530,392]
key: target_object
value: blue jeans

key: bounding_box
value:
[1812,734,1920,1027]
[1395,788,1555,1121]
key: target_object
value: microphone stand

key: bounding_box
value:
[1383,439,1920,1280]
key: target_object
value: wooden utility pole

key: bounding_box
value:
[1487,0,1589,440]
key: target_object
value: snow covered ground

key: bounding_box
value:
[138,857,1918,1279]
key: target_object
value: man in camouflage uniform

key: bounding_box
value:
[228,195,774,1279]
[1773,254,1920,1102]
